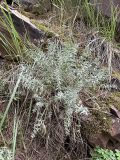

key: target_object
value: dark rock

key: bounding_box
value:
[110,106,120,118]
[7,8,45,41]
[0,6,45,41]
[0,6,46,59]
[88,117,120,150]
[110,118,120,142]
[88,132,110,148]
[110,78,120,91]
[90,0,120,21]
[20,0,38,5]
[90,0,120,41]
[20,0,52,14]
[6,0,12,5]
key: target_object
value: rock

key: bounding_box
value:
[110,118,120,142]
[0,5,46,59]
[0,6,45,40]
[90,0,120,21]
[19,0,52,14]
[19,0,38,12]
[90,0,120,41]
[10,9,45,41]
[88,117,120,150]
[88,133,110,148]
[110,106,120,118]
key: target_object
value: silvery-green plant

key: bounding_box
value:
[12,41,108,137]
[92,147,120,160]
[0,147,13,160]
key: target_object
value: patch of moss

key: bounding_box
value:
[31,19,54,38]
[81,86,120,137]
[106,92,120,110]
[82,110,111,138]
[81,91,113,137]
[18,8,35,19]
[31,4,45,16]
[112,71,120,80]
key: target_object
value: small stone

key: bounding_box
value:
[110,106,120,118]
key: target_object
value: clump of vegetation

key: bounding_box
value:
[91,147,120,160]
[31,19,54,38]
[7,41,108,138]
[82,0,118,41]
[0,147,13,160]
[0,38,109,159]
